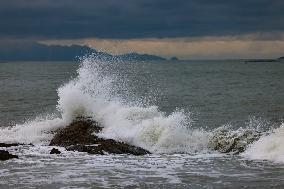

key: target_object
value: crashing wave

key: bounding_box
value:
[0,54,283,161]
[208,126,262,154]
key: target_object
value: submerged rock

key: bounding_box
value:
[0,143,21,148]
[50,148,61,154]
[50,118,150,155]
[66,138,150,155]
[0,150,18,161]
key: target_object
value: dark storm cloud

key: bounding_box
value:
[0,0,284,39]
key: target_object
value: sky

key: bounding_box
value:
[1,0,284,59]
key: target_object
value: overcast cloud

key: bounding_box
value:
[0,0,284,39]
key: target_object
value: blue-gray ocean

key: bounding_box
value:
[0,58,284,188]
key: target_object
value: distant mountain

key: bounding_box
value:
[116,52,165,61]
[279,56,284,60]
[0,43,166,61]
[0,43,93,61]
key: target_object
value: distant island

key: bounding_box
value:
[170,57,179,61]
[0,43,166,62]
[244,56,284,63]
[245,59,280,63]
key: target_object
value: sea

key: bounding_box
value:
[0,56,284,188]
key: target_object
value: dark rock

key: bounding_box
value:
[50,117,150,155]
[50,117,102,147]
[0,150,18,161]
[50,148,61,154]
[0,143,21,148]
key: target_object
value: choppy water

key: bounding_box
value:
[0,58,284,188]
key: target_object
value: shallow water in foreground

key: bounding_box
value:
[1,145,284,188]
[1,59,284,188]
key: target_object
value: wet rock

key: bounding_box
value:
[50,117,102,147]
[50,148,61,154]
[50,117,150,155]
[0,150,18,161]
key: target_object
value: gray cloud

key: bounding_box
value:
[0,0,284,40]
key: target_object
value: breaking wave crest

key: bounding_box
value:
[243,124,284,163]
[56,55,211,153]
[0,54,283,160]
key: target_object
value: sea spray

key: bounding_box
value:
[209,125,261,153]
[56,55,211,153]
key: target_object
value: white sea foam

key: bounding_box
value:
[243,124,284,163]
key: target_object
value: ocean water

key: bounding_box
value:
[0,57,284,188]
